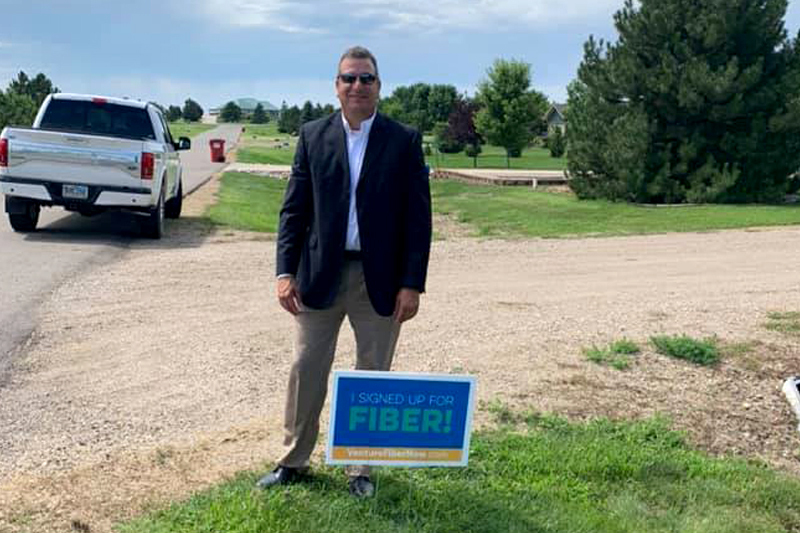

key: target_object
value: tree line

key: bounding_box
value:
[10,0,798,206]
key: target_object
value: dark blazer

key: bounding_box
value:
[276,112,432,317]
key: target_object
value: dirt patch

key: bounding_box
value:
[3,175,800,532]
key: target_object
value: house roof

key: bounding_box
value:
[544,103,567,122]
[210,98,279,113]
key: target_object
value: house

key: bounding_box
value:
[208,98,280,120]
[544,103,567,136]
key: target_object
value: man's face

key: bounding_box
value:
[336,57,380,121]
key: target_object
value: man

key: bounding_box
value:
[257,46,432,497]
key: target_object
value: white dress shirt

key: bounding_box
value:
[342,111,376,252]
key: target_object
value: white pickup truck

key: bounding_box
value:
[0,93,190,238]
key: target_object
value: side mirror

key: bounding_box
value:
[177,137,191,151]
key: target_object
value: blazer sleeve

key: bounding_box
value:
[400,129,432,292]
[276,125,313,277]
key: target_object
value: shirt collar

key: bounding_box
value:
[341,111,376,136]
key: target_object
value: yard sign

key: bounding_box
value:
[326,370,477,467]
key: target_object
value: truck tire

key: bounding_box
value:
[140,187,164,239]
[8,202,40,232]
[164,179,182,219]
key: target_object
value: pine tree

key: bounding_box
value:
[8,71,59,108]
[568,0,800,203]
[300,101,316,125]
[251,103,268,124]
[0,90,37,129]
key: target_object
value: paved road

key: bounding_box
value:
[0,124,241,380]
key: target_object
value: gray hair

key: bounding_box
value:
[338,46,379,77]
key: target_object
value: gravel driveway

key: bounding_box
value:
[2,176,800,532]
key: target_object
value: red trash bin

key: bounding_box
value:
[209,138,226,162]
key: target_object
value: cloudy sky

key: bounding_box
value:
[2,0,800,112]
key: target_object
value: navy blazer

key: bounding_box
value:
[276,112,432,317]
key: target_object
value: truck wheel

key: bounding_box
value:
[140,188,164,239]
[164,179,183,219]
[8,202,40,232]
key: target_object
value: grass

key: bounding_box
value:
[117,414,800,533]
[651,335,720,366]
[431,180,800,238]
[584,339,641,370]
[168,121,216,139]
[235,122,297,165]
[205,172,286,232]
[204,174,800,239]
[764,311,800,336]
[235,124,565,170]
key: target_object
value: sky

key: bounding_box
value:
[2,0,800,112]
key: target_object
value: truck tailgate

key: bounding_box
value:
[2,128,147,188]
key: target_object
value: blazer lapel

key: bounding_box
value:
[326,114,351,195]
[358,113,387,193]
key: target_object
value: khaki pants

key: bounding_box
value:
[279,260,401,477]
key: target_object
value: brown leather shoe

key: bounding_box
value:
[256,466,304,489]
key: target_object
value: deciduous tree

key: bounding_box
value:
[182,98,203,122]
[475,59,548,167]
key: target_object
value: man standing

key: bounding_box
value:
[257,46,432,497]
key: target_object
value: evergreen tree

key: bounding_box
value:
[278,105,301,135]
[548,128,566,158]
[0,90,37,129]
[8,71,59,108]
[300,100,316,125]
[475,59,548,167]
[251,103,269,124]
[220,101,242,122]
[182,98,203,122]
[568,0,800,203]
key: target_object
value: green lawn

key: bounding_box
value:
[236,122,297,165]
[432,180,800,238]
[425,142,567,171]
[205,173,800,238]
[118,415,800,533]
[206,172,286,232]
[168,122,216,139]
[235,124,566,170]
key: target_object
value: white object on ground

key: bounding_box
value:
[782,376,800,433]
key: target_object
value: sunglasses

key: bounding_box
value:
[338,72,378,85]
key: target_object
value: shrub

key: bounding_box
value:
[651,335,719,366]
[464,143,482,158]
[434,122,465,154]
[548,128,566,158]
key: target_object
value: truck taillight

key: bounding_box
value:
[0,139,7,167]
[141,152,154,180]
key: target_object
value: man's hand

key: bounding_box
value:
[277,276,301,315]
[393,288,420,323]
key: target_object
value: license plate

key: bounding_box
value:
[63,184,88,200]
